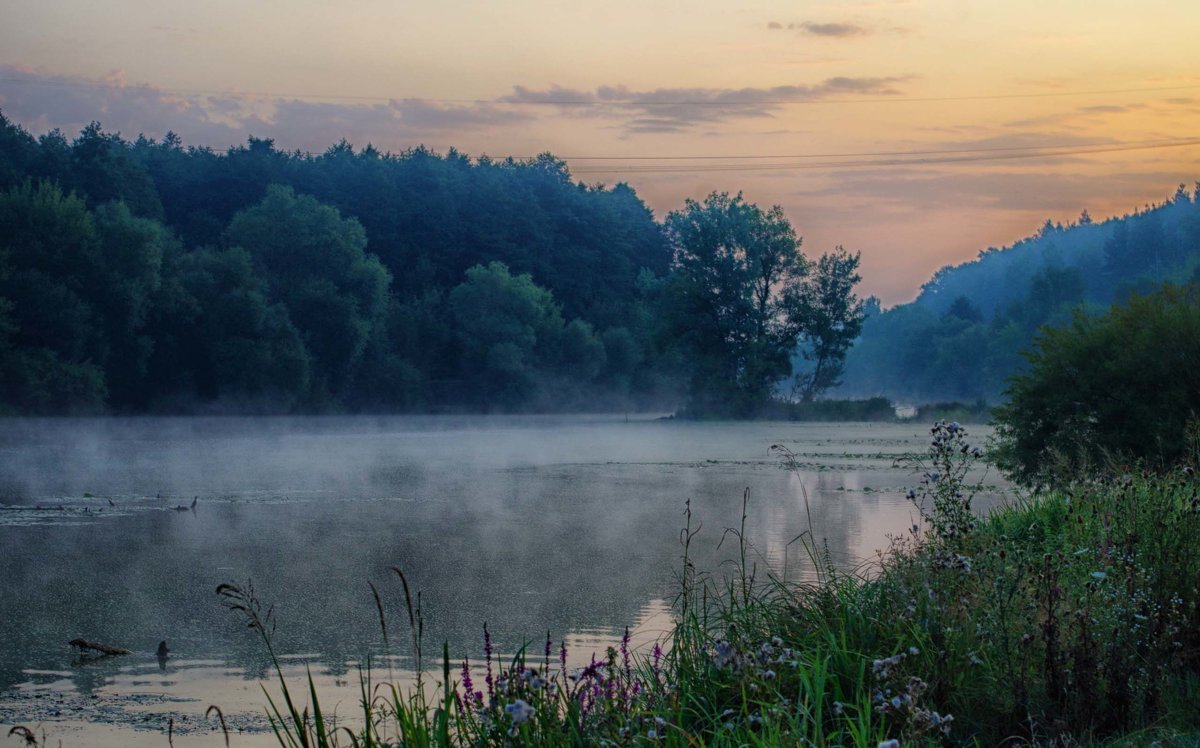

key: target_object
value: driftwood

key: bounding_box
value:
[68,638,131,655]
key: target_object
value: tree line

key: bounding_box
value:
[839,183,1200,404]
[0,113,863,416]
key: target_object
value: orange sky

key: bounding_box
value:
[2,0,1199,304]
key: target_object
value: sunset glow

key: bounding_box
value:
[3,0,1199,302]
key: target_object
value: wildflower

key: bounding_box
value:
[762,669,776,680]
[460,659,475,699]
[832,700,844,715]
[878,740,900,748]
[771,635,784,647]
[505,699,535,724]
[908,646,919,656]
[1091,571,1107,580]
[712,639,736,668]
[890,695,902,709]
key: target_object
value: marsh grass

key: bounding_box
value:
[212,423,1200,747]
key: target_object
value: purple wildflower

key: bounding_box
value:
[460,658,476,706]
[483,623,495,705]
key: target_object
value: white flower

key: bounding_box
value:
[878,740,900,748]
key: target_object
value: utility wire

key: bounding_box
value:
[567,139,1200,174]
[542,137,1200,162]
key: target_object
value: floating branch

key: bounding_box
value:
[68,638,131,655]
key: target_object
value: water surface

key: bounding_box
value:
[0,416,1006,745]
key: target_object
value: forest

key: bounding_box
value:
[0,113,862,416]
[838,183,1200,403]
[4,111,1198,417]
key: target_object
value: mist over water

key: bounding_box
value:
[0,415,1005,742]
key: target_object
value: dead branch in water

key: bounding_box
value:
[68,638,131,655]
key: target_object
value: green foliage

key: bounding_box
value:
[448,261,565,408]
[146,245,310,408]
[0,181,109,413]
[790,247,866,402]
[994,283,1200,484]
[225,185,390,404]
[662,192,861,416]
[0,113,683,414]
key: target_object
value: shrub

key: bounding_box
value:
[993,283,1200,485]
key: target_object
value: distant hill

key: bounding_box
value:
[837,183,1200,404]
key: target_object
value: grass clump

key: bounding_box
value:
[214,422,1200,747]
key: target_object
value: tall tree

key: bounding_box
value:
[789,248,866,402]
[664,192,808,415]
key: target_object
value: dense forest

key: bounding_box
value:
[0,113,861,416]
[838,183,1200,404]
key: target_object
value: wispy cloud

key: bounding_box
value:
[798,21,869,37]
[0,66,909,146]
[0,65,533,150]
[501,77,909,133]
[767,20,871,37]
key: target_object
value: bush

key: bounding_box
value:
[993,283,1200,485]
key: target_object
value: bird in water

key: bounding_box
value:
[157,640,170,671]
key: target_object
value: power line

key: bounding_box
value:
[542,137,1200,162]
[567,139,1200,174]
[1,74,1199,108]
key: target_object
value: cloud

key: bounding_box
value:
[767,21,783,30]
[795,21,869,37]
[0,66,909,146]
[502,77,909,133]
[0,65,533,152]
[1080,104,1144,114]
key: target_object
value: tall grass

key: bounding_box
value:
[214,423,1200,746]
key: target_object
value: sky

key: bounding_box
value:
[2,0,1199,305]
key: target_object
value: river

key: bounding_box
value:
[0,415,1007,746]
